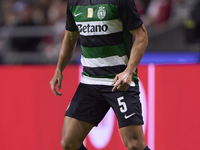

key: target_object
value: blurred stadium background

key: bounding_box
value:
[0,0,200,64]
[0,0,200,150]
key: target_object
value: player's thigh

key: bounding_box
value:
[61,116,94,144]
[65,83,110,126]
[120,124,146,148]
[102,86,143,128]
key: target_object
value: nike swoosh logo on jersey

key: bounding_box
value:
[74,12,83,17]
[124,113,136,119]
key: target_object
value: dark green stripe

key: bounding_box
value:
[81,44,127,58]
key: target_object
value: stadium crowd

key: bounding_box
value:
[0,0,199,64]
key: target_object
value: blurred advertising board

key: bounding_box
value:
[0,64,200,150]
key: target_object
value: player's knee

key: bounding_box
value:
[60,139,70,150]
[60,138,81,150]
[125,140,137,150]
[124,138,145,150]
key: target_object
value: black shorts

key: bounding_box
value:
[65,83,144,128]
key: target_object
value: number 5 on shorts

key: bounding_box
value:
[117,96,127,113]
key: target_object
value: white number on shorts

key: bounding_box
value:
[117,96,127,113]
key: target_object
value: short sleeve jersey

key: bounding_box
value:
[66,0,143,86]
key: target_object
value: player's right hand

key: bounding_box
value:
[49,72,63,96]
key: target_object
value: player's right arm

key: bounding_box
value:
[50,30,79,96]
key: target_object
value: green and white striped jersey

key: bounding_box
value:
[66,0,143,86]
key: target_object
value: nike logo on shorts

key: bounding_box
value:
[124,113,136,119]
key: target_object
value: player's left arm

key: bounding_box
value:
[112,24,148,92]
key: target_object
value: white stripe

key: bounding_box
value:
[76,19,123,36]
[81,55,128,68]
[80,75,136,86]
[148,64,155,150]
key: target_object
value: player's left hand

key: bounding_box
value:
[111,70,133,92]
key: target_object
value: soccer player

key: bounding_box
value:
[49,0,150,150]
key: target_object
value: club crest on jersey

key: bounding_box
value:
[97,6,106,20]
[87,8,93,18]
